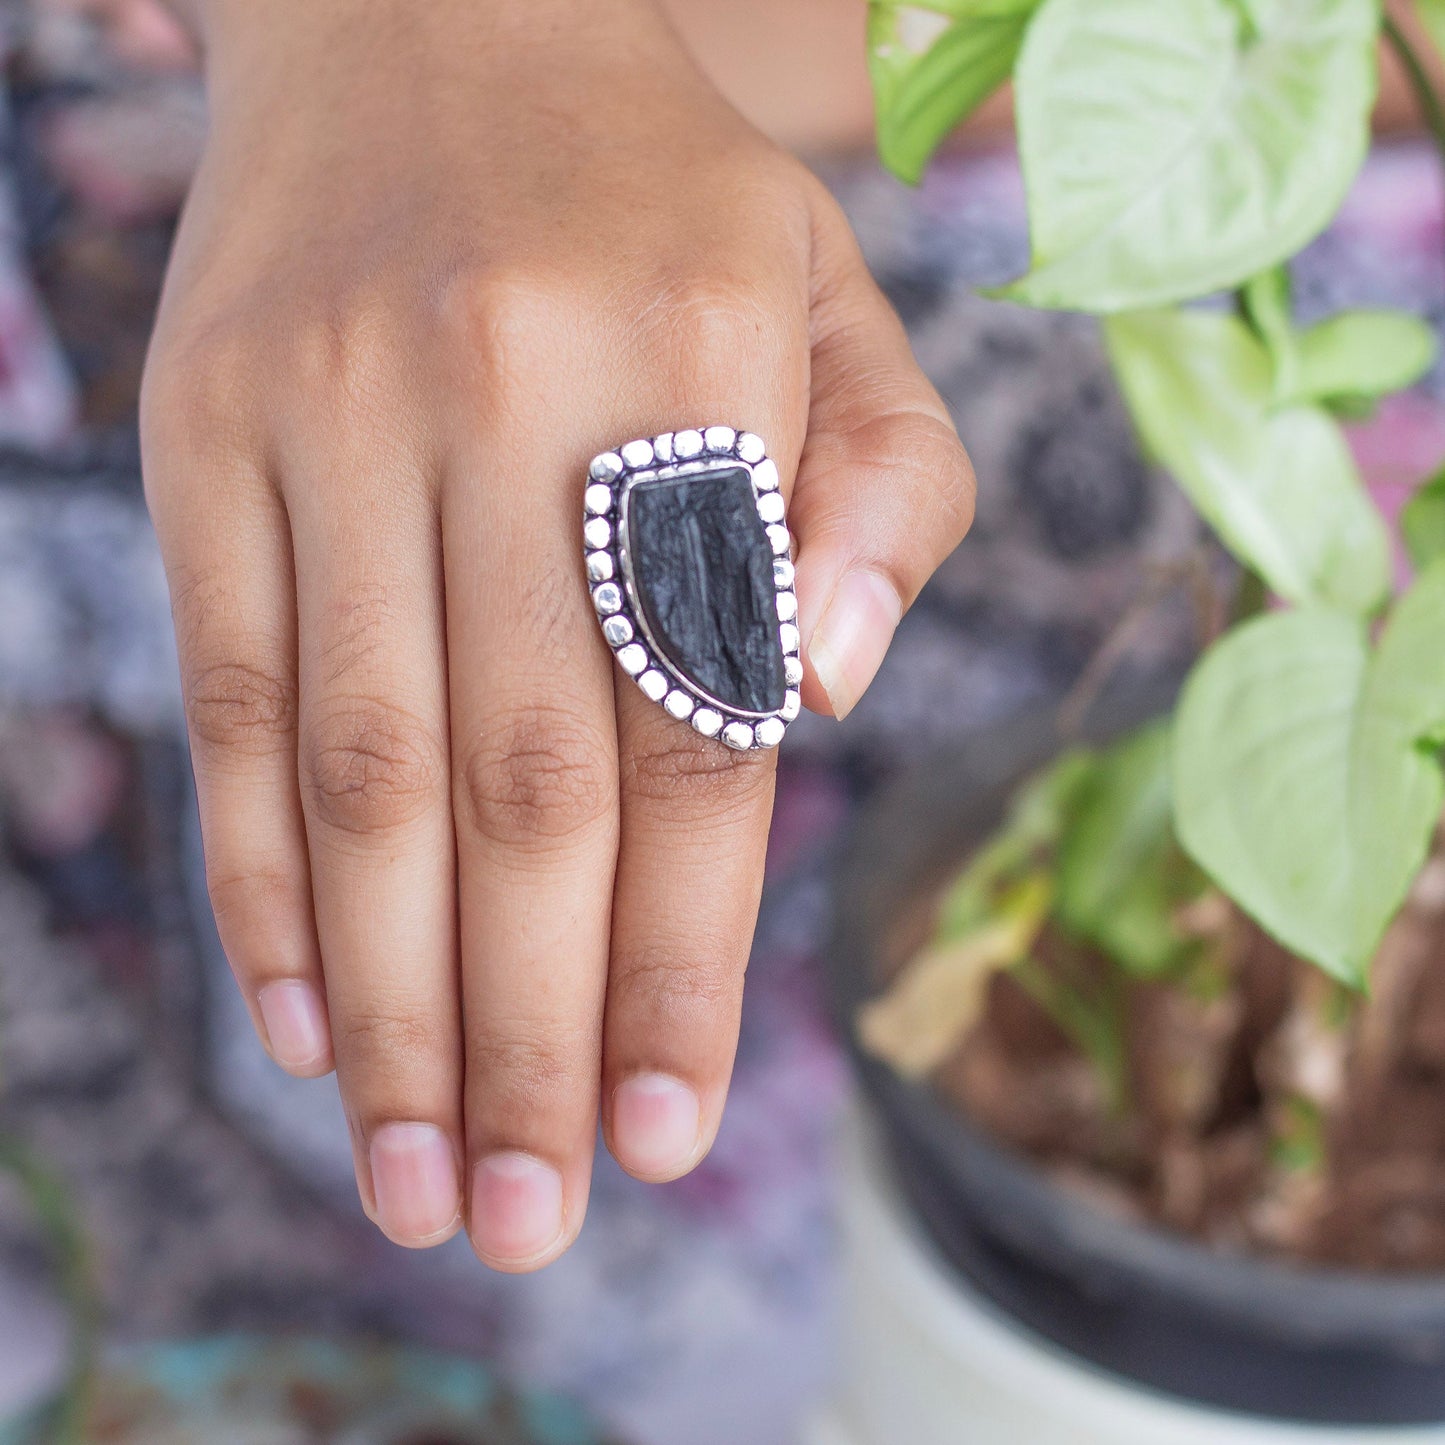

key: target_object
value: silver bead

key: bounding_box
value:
[752,459,780,492]
[590,452,623,482]
[639,669,668,702]
[757,492,786,525]
[704,425,736,454]
[587,551,615,583]
[779,622,800,654]
[674,428,704,459]
[784,656,804,686]
[781,689,801,720]
[621,438,654,470]
[593,582,623,615]
[664,690,695,720]
[617,643,648,675]
[584,483,613,516]
[773,557,795,588]
[692,708,723,738]
[602,614,633,646]
[766,525,791,556]
[776,592,798,622]
[722,721,755,750]
[736,433,766,464]
[653,432,675,463]
[584,517,612,550]
[755,717,786,749]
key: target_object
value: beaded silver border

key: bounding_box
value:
[584,427,801,751]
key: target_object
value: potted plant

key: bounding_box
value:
[824,0,1445,1438]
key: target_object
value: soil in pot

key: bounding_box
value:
[875,815,1445,1273]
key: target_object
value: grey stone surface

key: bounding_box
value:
[628,467,786,715]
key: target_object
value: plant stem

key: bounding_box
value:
[1015,957,1132,1117]
[1223,0,1260,45]
[1383,14,1445,169]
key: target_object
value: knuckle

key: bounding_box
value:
[436,263,590,427]
[338,1006,447,1071]
[911,414,977,539]
[186,658,297,755]
[468,1024,587,1111]
[459,705,613,848]
[207,866,306,945]
[611,943,741,1023]
[653,275,775,368]
[440,264,576,368]
[292,293,400,418]
[302,698,445,835]
[623,726,773,815]
[870,410,976,541]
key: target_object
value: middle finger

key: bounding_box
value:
[445,415,622,1273]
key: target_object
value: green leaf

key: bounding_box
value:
[867,1,1040,184]
[934,748,1096,940]
[1419,0,1445,70]
[997,0,1380,312]
[1105,308,1391,617]
[1173,561,1445,986]
[1403,466,1445,570]
[1290,310,1438,406]
[1057,719,1205,977]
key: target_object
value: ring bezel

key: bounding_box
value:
[584,428,801,751]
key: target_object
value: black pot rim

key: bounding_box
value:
[829,683,1445,1356]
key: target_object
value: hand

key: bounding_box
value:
[142,0,974,1269]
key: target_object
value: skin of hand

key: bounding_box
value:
[141,0,974,1271]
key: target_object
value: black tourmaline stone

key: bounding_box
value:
[626,467,786,714]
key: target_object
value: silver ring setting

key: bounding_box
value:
[584,427,801,751]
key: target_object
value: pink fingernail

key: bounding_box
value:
[471,1153,564,1266]
[807,570,902,721]
[369,1123,462,1246]
[612,1074,702,1179]
[256,979,331,1072]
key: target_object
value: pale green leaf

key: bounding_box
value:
[868,1,1040,184]
[998,0,1380,311]
[1241,265,1302,399]
[1173,562,1445,986]
[1403,466,1445,570]
[1057,719,1204,977]
[1290,310,1438,405]
[1104,308,1391,616]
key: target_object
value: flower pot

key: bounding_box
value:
[823,691,1445,1431]
[805,1105,1445,1445]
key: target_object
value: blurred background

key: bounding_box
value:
[0,1,1440,1442]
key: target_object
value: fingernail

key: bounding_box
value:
[612,1073,702,1179]
[807,570,901,720]
[369,1123,462,1246]
[256,979,331,1072]
[471,1152,564,1266]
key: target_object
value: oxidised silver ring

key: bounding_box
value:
[584,427,800,751]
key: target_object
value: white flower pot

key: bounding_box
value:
[805,1107,1445,1445]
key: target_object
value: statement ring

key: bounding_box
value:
[584,427,801,751]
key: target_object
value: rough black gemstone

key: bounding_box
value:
[626,467,786,715]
